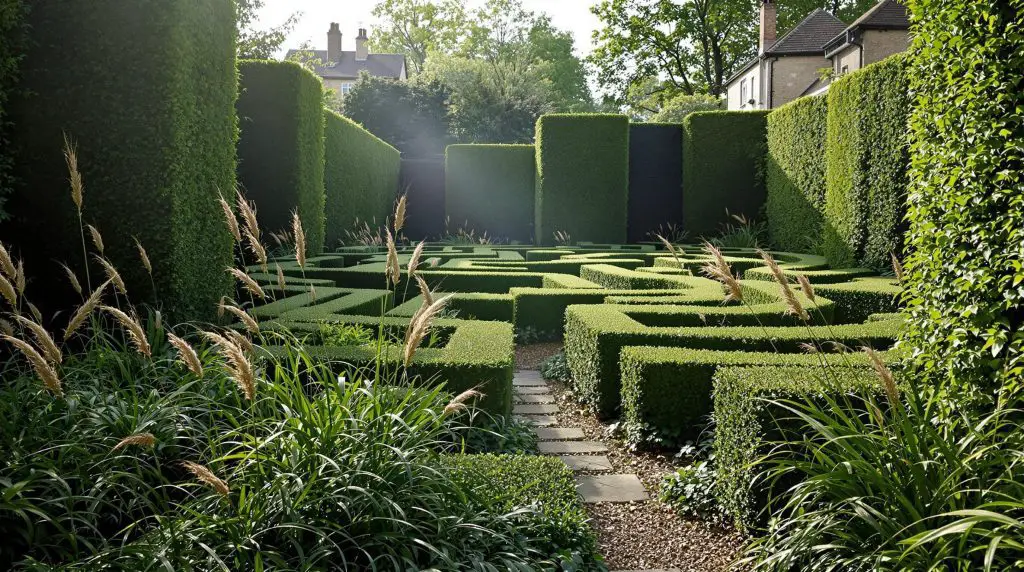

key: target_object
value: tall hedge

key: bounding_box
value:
[823,54,910,269]
[324,110,400,248]
[446,144,535,242]
[5,0,237,320]
[904,1,1024,399]
[0,0,27,222]
[682,110,769,237]
[765,95,828,252]
[534,114,629,245]
[237,60,325,254]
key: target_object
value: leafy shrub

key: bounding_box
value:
[317,321,375,346]
[711,211,768,248]
[659,460,724,523]
[535,114,629,244]
[446,144,536,242]
[540,352,572,383]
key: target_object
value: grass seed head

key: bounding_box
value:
[407,241,425,278]
[180,461,229,496]
[2,334,62,396]
[101,306,152,357]
[385,230,400,287]
[167,332,203,377]
[219,301,260,333]
[276,263,286,292]
[292,211,307,267]
[701,242,743,303]
[0,244,15,280]
[0,274,17,307]
[443,388,484,416]
[12,314,61,365]
[863,346,899,406]
[113,433,156,451]
[403,294,450,367]
[758,249,808,321]
[60,263,83,296]
[218,193,241,243]
[64,279,109,340]
[87,224,104,254]
[203,331,256,400]
[94,256,126,295]
[891,252,904,284]
[134,237,153,276]
[63,133,84,212]
[235,189,260,240]
[394,195,407,233]
[227,268,266,299]
[796,274,815,303]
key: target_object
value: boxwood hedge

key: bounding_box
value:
[446,144,535,242]
[237,59,326,254]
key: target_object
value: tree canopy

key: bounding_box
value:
[236,0,300,60]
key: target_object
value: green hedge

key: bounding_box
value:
[534,114,629,245]
[903,1,1024,398]
[324,110,400,248]
[0,0,27,221]
[823,54,910,269]
[446,144,535,242]
[713,366,882,530]
[237,60,326,254]
[765,95,828,251]
[682,110,770,236]
[5,0,237,320]
[442,454,599,566]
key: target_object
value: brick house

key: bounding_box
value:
[285,24,407,99]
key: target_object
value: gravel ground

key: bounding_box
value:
[515,342,562,370]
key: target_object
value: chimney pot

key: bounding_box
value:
[355,27,369,61]
[327,23,342,64]
[759,1,777,54]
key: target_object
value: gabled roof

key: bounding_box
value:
[766,9,847,55]
[283,49,405,80]
[824,1,909,55]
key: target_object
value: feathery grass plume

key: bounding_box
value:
[0,243,15,279]
[218,193,241,243]
[656,234,685,269]
[112,433,156,451]
[63,133,84,212]
[65,280,110,340]
[12,314,61,365]
[203,331,256,400]
[415,275,434,306]
[275,263,286,292]
[863,346,899,406]
[700,242,743,303]
[827,341,852,353]
[244,229,268,272]
[799,342,819,354]
[180,461,230,496]
[133,237,153,275]
[393,194,407,233]
[101,306,152,357]
[443,388,484,416]
[403,295,450,367]
[0,274,16,307]
[235,189,260,239]
[309,284,317,303]
[60,263,83,296]
[292,211,307,267]
[0,319,13,336]
[219,301,260,333]
[385,229,400,287]
[225,329,254,354]
[2,335,62,396]
[94,255,127,295]
[27,302,42,324]
[217,296,228,319]
[87,224,104,254]
[796,274,815,303]
[427,257,441,268]
[757,249,809,321]
[227,267,266,299]
[407,240,425,278]
[14,260,24,296]
[167,332,203,377]
[891,252,904,284]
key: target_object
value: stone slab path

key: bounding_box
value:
[513,370,647,504]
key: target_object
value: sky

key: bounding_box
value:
[257,0,603,58]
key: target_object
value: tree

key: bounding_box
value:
[777,0,880,31]
[342,73,452,157]
[236,0,300,60]
[528,16,593,112]
[589,0,757,105]
[370,0,469,74]
[650,93,723,122]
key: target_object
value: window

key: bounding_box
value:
[841,65,849,76]
[740,79,748,108]
[341,82,354,97]
[750,75,757,105]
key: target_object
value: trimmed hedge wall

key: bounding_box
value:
[903,1,1024,398]
[534,114,629,245]
[323,110,400,248]
[5,0,237,320]
[446,144,535,242]
[823,54,910,269]
[237,60,326,254]
[682,110,770,236]
[765,95,828,251]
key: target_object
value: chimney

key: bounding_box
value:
[759,0,777,54]
[327,23,342,64]
[355,27,369,61]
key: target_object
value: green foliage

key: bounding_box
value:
[659,460,724,522]
[323,110,400,248]
[650,93,723,123]
[765,95,828,251]
[370,0,469,74]
[903,0,1024,401]
[235,0,299,59]
[540,352,572,383]
[445,144,535,241]
[535,114,629,244]
[343,74,452,157]
[317,321,376,346]
[453,416,539,454]
[823,54,910,269]
[5,0,237,320]
[683,111,770,237]
[712,212,769,249]
[237,59,326,254]
[0,0,27,221]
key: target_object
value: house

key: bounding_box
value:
[724,0,909,110]
[285,24,407,98]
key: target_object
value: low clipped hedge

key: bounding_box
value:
[442,454,600,566]
[250,287,393,319]
[323,110,400,248]
[713,365,883,531]
[682,110,770,236]
[810,278,901,323]
[5,0,237,320]
[389,293,514,323]
[446,144,535,242]
[823,54,910,269]
[534,114,629,244]
[237,59,326,254]
[766,95,828,251]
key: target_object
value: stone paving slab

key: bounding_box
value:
[515,386,552,394]
[513,403,559,415]
[534,427,585,441]
[576,474,648,503]
[513,377,547,387]
[539,440,609,454]
[514,393,555,404]
[513,370,544,380]
[559,455,613,471]
[515,415,557,427]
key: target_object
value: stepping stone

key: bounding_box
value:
[534,427,585,441]
[538,440,608,454]
[513,370,544,385]
[514,393,555,404]
[515,386,551,395]
[576,474,648,503]
[513,404,559,415]
[513,377,546,387]
[516,415,557,427]
[559,455,613,472]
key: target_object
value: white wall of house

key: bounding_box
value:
[772,55,831,108]
[832,44,861,76]
[726,63,765,110]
